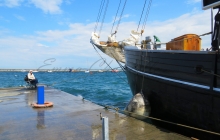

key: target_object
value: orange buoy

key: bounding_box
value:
[32,101,53,108]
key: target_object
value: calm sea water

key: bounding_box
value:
[0,71,132,109]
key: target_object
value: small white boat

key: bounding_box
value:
[112,69,119,73]
[98,70,103,72]
[21,69,26,72]
[85,60,90,73]
[85,70,90,73]
[32,70,38,72]
[48,70,53,72]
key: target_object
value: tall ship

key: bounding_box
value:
[91,0,220,139]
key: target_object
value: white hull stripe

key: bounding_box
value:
[127,66,220,92]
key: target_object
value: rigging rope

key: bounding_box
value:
[115,0,127,32]
[104,60,113,70]
[137,0,147,32]
[92,44,128,84]
[116,59,126,72]
[108,49,126,72]
[111,0,122,34]
[142,0,152,31]
[140,52,149,91]
[94,0,106,33]
[99,0,109,36]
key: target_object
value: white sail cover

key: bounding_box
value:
[122,30,141,47]
[90,32,107,46]
[108,33,117,42]
[90,32,100,45]
[90,32,125,63]
[93,43,125,63]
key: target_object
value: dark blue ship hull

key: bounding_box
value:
[124,47,220,139]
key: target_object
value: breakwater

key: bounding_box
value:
[0,69,118,72]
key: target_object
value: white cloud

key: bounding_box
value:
[64,0,71,5]
[0,0,63,14]
[30,0,63,14]
[111,14,131,24]
[0,16,10,22]
[0,27,10,35]
[14,14,25,21]
[0,9,215,68]
[0,0,23,7]
[37,43,49,48]
[123,14,130,18]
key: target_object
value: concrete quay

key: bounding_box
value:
[0,86,190,140]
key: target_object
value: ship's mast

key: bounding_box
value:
[204,0,220,51]
[211,8,213,40]
[211,7,220,51]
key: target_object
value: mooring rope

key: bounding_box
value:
[140,51,149,91]
[102,105,220,136]
[201,69,220,78]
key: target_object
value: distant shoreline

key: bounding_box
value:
[0,69,122,72]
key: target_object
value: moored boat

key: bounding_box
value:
[85,70,90,73]
[123,1,220,139]
[21,69,26,72]
[91,0,220,139]
[111,69,119,73]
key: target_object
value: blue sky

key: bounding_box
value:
[0,0,215,69]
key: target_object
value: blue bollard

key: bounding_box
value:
[37,86,44,104]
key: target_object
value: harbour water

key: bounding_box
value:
[0,71,132,110]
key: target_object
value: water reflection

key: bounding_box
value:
[25,90,46,129]
[25,90,36,106]
[36,110,46,129]
[91,124,101,139]
[91,112,127,140]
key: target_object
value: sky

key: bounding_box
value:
[0,0,216,69]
